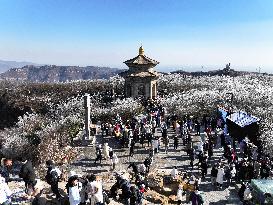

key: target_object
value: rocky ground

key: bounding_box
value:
[9,126,243,205]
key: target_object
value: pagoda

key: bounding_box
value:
[122,46,159,99]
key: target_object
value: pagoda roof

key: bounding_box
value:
[124,54,159,66]
[127,71,159,77]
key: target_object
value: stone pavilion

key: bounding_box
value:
[122,46,159,99]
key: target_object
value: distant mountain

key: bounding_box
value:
[170,64,271,76]
[0,60,40,73]
[0,65,124,82]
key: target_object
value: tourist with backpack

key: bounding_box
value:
[45,160,62,200]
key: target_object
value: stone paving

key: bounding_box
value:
[68,126,243,205]
[8,125,242,205]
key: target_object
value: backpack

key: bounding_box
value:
[46,168,61,184]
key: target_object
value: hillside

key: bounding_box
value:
[0,59,39,73]
[0,65,124,82]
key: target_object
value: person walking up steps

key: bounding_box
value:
[94,145,102,166]
[174,135,179,150]
[111,153,119,171]
[163,136,170,154]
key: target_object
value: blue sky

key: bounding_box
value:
[0,0,273,72]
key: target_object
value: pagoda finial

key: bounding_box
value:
[139,45,144,55]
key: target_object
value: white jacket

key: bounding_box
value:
[177,188,183,201]
[69,186,81,205]
[90,181,104,205]
[171,168,178,178]
[103,144,110,159]
[112,154,119,164]
[216,168,224,184]
[0,178,12,204]
[152,139,159,149]
[244,188,252,201]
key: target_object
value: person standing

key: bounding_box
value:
[177,184,183,205]
[68,176,81,205]
[189,147,195,169]
[109,148,113,161]
[94,145,102,166]
[111,153,119,171]
[45,160,62,199]
[196,121,201,136]
[152,137,159,154]
[0,176,12,205]
[260,161,270,179]
[200,159,208,179]
[129,140,135,157]
[129,186,138,205]
[171,166,178,179]
[103,143,110,160]
[190,190,204,205]
[225,165,232,188]
[144,157,152,174]
[19,157,37,194]
[211,165,218,186]
[89,175,104,205]
[243,185,253,205]
[146,124,152,147]
[174,135,179,150]
[128,163,139,180]
[163,136,170,154]
[216,165,225,189]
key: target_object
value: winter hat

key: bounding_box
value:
[46,160,54,166]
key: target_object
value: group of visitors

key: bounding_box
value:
[0,157,108,205]
[1,99,273,205]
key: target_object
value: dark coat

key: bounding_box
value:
[19,161,36,186]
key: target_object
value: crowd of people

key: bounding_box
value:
[0,99,273,205]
